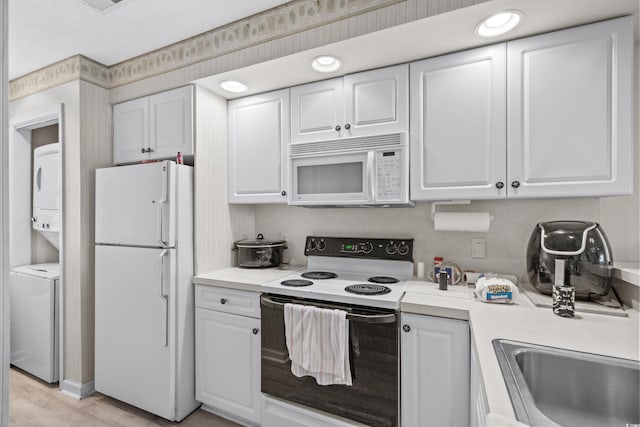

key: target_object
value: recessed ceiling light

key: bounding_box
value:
[219,80,248,93]
[312,56,341,73]
[476,11,522,37]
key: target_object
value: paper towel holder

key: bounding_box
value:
[430,200,472,220]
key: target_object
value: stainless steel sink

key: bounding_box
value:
[493,339,640,427]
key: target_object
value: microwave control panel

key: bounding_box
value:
[376,150,402,201]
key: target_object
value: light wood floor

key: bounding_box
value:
[10,368,240,426]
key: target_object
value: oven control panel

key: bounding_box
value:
[304,236,413,261]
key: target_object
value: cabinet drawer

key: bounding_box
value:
[195,285,260,318]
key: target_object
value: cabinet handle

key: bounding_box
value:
[344,123,351,130]
[281,190,287,196]
[495,181,504,189]
[335,125,341,132]
[402,325,411,333]
[511,180,521,189]
[220,298,227,305]
[252,328,259,335]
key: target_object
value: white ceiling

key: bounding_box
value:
[8,0,290,79]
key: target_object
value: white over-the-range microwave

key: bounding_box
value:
[289,132,414,207]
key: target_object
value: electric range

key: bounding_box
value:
[261,236,414,309]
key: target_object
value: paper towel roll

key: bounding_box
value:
[433,212,491,232]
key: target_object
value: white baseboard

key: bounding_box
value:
[60,379,95,400]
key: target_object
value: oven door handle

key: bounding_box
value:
[260,294,396,324]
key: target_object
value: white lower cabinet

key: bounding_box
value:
[401,313,470,427]
[195,285,261,426]
[469,338,489,427]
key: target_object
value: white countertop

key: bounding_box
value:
[401,280,640,424]
[192,266,298,292]
[613,262,640,286]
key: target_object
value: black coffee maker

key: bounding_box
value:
[526,221,614,300]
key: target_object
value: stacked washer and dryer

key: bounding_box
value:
[10,142,61,383]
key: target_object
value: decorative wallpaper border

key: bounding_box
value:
[9,0,487,100]
[9,55,109,100]
[10,0,404,100]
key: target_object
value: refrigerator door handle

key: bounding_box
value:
[156,166,169,247]
[159,249,169,347]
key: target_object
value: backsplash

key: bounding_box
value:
[254,198,601,279]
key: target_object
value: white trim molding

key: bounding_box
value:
[60,379,95,400]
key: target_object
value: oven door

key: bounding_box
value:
[290,151,374,206]
[260,294,398,427]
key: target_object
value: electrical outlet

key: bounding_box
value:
[472,238,486,258]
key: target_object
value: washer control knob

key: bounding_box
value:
[397,241,410,255]
[317,240,326,251]
[361,242,373,254]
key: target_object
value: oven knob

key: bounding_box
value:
[317,240,326,251]
[385,242,397,255]
[307,240,317,251]
[397,242,409,256]
[361,242,373,254]
[402,325,411,332]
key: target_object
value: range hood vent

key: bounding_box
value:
[84,0,123,11]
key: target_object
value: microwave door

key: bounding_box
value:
[290,152,373,205]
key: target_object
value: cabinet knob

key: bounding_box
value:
[220,298,227,305]
[511,180,521,189]
[141,148,146,154]
[252,328,259,335]
[148,148,154,153]
[495,181,505,189]
[344,123,351,130]
[335,125,341,132]
[402,325,411,333]
[281,190,287,196]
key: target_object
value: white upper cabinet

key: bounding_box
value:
[291,64,408,143]
[113,85,194,165]
[410,16,633,201]
[343,64,409,137]
[228,88,290,203]
[113,97,149,164]
[507,16,633,198]
[410,44,507,200]
[291,78,343,143]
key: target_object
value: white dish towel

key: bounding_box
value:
[284,303,352,386]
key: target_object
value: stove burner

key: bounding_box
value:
[345,284,391,296]
[368,276,399,284]
[281,279,314,287]
[301,271,338,280]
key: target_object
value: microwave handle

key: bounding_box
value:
[367,151,376,202]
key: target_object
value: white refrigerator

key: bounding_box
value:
[94,160,198,421]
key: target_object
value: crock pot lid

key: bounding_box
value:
[235,233,286,248]
[539,221,597,255]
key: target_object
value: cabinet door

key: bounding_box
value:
[149,85,194,160]
[113,97,149,164]
[291,78,343,143]
[195,308,261,425]
[228,89,290,203]
[343,64,408,137]
[401,313,469,427]
[507,16,633,198]
[410,44,507,200]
